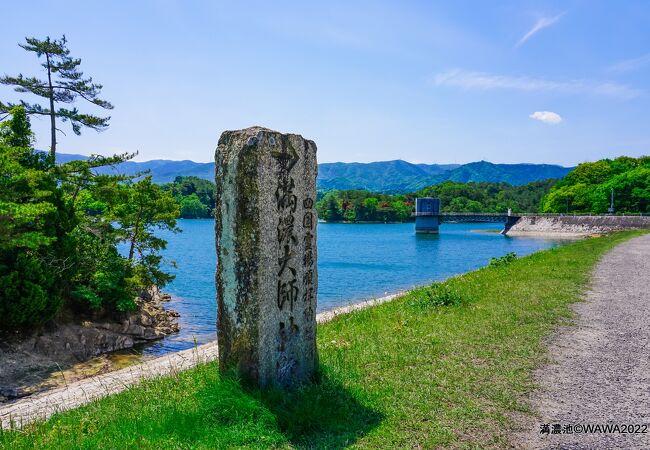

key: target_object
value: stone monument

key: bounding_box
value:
[215,127,318,388]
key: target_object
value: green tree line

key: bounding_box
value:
[418,179,555,213]
[316,180,556,223]
[1,37,178,332]
[317,190,413,222]
[163,178,556,223]
[157,159,650,222]
[540,156,650,213]
[162,176,215,218]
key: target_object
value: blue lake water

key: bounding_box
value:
[141,220,566,357]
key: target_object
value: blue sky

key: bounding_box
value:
[1,0,649,165]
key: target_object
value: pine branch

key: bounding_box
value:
[56,152,138,177]
[3,35,114,151]
[53,83,113,109]
[0,101,11,118]
[19,35,69,58]
[1,74,51,98]
[56,107,110,134]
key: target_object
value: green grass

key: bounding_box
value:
[1,231,644,449]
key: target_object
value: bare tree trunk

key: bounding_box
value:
[46,53,56,162]
[128,206,143,260]
[128,234,137,261]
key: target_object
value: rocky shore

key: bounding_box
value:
[0,288,179,402]
[0,290,408,428]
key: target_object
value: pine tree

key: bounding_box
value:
[0,36,113,162]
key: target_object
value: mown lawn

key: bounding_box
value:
[1,231,643,449]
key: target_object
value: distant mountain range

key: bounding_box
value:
[317,160,573,192]
[56,153,573,193]
[56,153,215,181]
[317,160,461,192]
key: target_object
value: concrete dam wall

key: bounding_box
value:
[506,215,650,237]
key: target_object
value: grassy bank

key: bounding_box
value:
[1,231,643,449]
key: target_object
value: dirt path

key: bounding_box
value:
[514,233,650,449]
[0,292,403,429]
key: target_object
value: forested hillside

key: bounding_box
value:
[541,156,650,213]
[437,161,572,186]
[56,153,214,182]
[57,153,571,192]
[317,160,460,192]
[316,179,556,223]
[150,157,650,220]
[318,160,570,191]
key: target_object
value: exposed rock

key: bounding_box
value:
[0,289,179,401]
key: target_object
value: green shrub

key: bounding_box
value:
[0,252,62,329]
[488,252,517,268]
[409,283,464,309]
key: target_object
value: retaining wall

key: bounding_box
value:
[506,215,650,237]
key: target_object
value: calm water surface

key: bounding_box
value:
[142,220,566,357]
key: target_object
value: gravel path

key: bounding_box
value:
[514,233,650,449]
[0,292,404,429]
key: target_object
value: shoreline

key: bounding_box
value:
[505,215,650,237]
[3,232,646,447]
[0,289,412,428]
[0,227,561,419]
[0,225,580,408]
[2,230,627,429]
[505,230,596,238]
[0,289,179,403]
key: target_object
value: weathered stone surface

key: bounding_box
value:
[215,126,318,389]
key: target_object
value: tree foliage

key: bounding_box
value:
[0,105,34,148]
[316,180,555,223]
[1,35,113,161]
[541,156,650,213]
[0,109,178,331]
[162,176,215,218]
[0,107,73,328]
[418,180,556,213]
[317,190,413,223]
[178,194,208,218]
[112,177,180,286]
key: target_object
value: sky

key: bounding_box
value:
[1,0,649,166]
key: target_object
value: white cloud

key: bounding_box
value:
[529,111,562,124]
[516,12,566,47]
[608,53,650,73]
[431,69,641,99]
